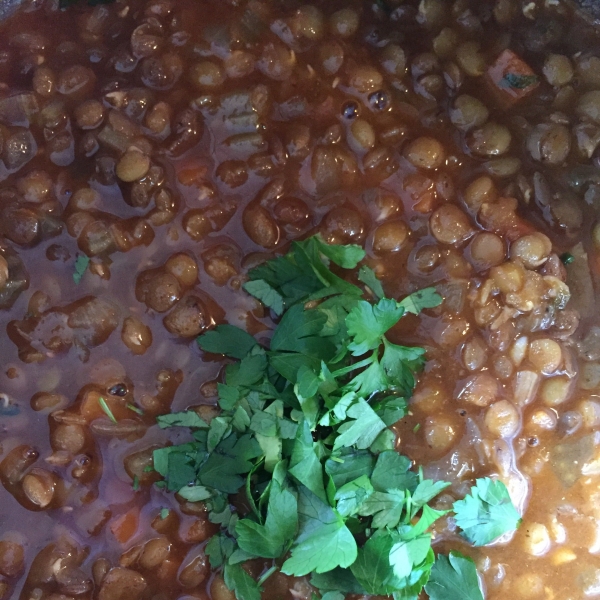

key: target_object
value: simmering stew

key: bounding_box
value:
[0,0,600,598]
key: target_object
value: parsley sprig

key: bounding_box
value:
[152,236,521,600]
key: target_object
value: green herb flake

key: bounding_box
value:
[98,397,117,424]
[160,508,170,519]
[357,265,385,300]
[126,403,144,415]
[73,254,90,285]
[500,72,539,90]
[132,475,140,491]
[560,252,575,265]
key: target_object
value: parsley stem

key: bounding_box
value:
[257,565,277,586]
[245,458,264,521]
[126,403,144,415]
[98,397,117,424]
[331,355,375,378]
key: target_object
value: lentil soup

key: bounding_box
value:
[0,0,599,599]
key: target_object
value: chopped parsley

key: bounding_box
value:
[452,477,522,546]
[500,72,539,90]
[160,508,170,520]
[425,551,484,600]
[132,475,140,492]
[154,235,520,600]
[560,252,575,265]
[98,396,117,424]
[73,254,90,285]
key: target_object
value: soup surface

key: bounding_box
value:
[0,0,600,599]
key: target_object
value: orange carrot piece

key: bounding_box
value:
[177,165,208,187]
[485,49,540,109]
[110,507,139,544]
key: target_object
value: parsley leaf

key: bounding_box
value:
[198,325,258,359]
[271,305,333,361]
[346,298,404,355]
[358,489,406,529]
[397,287,442,315]
[73,254,90,285]
[236,463,298,558]
[157,411,208,429]
[224,564,262,600]
[453,478,522,546]
[380,340,426,395]
[409,479,451,518]
[289,420,327,502]
[314,236,365,269]
[325,450,375,488]
[282,486,358,576]
[371,451,417,492]
[243,279,285,316]
[198,433,263,494]
[357,265,385,300]
[425,551,484,600]
[333,399,387,451]
[310,568,365,595]
[206,534,235,568]
[334,475,374,517]
[177,485,212,501]
[351,530,407,595]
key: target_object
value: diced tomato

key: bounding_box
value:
[110,507,139,544]
[485,49,540,110]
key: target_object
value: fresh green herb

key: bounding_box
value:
[98,397,117,424]
[198,324,258,359]
[357,265,384,300]
[256,566,277,587]
[153,236,520,600]
[500,72,539,90]
[132,475,140,491]
[73,255,90,285]
[560,252,575,265]
[160,508,170,519]
[452,477,522,546]
[413,423,421,433]
[425,551,484,600]
[126,403,144,416]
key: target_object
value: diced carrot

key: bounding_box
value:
[485,49,540,110]
[177,164,208,187]
[110,507,139,544]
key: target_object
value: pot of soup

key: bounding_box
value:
[0,1,599,599]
